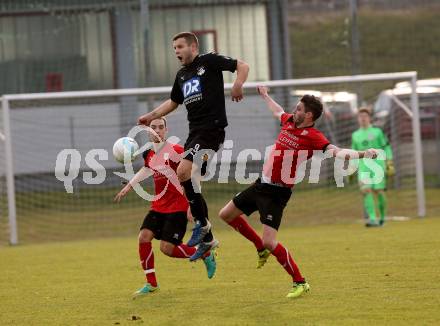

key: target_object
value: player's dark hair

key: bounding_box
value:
[149,117,167,127]
[358,107,372,116]
[172,32,199,48]
[300,95,323,121]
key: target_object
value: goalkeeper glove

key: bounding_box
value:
[386,160,395,177]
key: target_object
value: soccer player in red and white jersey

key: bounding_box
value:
[219,86,378,299]
[114,118,217,298]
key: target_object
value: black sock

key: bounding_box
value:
[181,179,208,227]
[200,196,214,242]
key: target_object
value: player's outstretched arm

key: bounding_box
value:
[231,59,250,102]
[138,99,179,125]
[256,85,284,120]
[326,144,379,160]
[114,167,153,202]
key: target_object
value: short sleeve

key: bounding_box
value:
[170,75,184,104]
[313,131,330,151]
[280,113,293,126]
[204,52,237,72]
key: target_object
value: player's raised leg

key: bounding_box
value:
[133,228,159,298]
[159,241,217,279]
[159,215,217,279]
[178,159,218,260]
[219,199,270,268]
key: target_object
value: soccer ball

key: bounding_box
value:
[112,137,139,163]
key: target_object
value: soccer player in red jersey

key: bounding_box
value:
[114,118,217,298]
[219,86,378,298]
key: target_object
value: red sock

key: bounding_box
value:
[271,242,305,283]
[139,242,157,287]
[228,215,264,251]
[171,244,197,258]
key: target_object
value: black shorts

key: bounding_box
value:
[140,210,188,245]
[232,179,292,230]
[183,128,225,162]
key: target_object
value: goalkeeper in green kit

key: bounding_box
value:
[351,107,394,227]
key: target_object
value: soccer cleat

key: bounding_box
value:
[187,220,212,247]
[379,219,385,226]
[203,249,217,279]
[257,248,271,269]
[286,282,310,299]
[190,239,219,262]
[365,220,380,227]
[132,283,159,299]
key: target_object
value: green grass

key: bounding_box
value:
[2,183,440,244]
[1,217,440,325]
[290,7,440,99]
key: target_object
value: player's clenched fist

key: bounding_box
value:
[231,82,244,102]
[138,112,154,126]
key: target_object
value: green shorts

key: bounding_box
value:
[358,172,386,191]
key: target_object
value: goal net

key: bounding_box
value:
[0,72,428,245]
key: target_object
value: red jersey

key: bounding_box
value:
[143,142,189,213]
[262,113,330,188]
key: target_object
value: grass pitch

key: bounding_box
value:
[5,184,440,244]
[1,217,440,325]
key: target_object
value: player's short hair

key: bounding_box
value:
[149,117,167,127]
[358,107,372,116]
[172,32,199,48]
[300,95,323,121]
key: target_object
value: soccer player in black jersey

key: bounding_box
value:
[138,32,249,260]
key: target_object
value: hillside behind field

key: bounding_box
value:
[289,6,440,98]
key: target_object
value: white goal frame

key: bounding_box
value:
[1,71,425,245]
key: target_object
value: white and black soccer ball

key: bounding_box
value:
[112,137,139,163]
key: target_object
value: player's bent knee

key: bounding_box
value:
[138,229,153,243]
[219,202,239,223]
[176,160,192,182]
[159,241,175,256]
[218,207,229,221]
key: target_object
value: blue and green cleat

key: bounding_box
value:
[132,283,159,299]
[187,221,212,247]
[190,238,219,261]
[203,249,217,279]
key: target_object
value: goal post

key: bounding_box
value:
[0,71,426,245]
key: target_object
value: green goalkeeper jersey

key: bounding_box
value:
[351,125,393,173]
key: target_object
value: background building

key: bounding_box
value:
[0,0,292,94]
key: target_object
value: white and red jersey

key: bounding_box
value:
[143,142,189,213]
[262,113,330,188]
